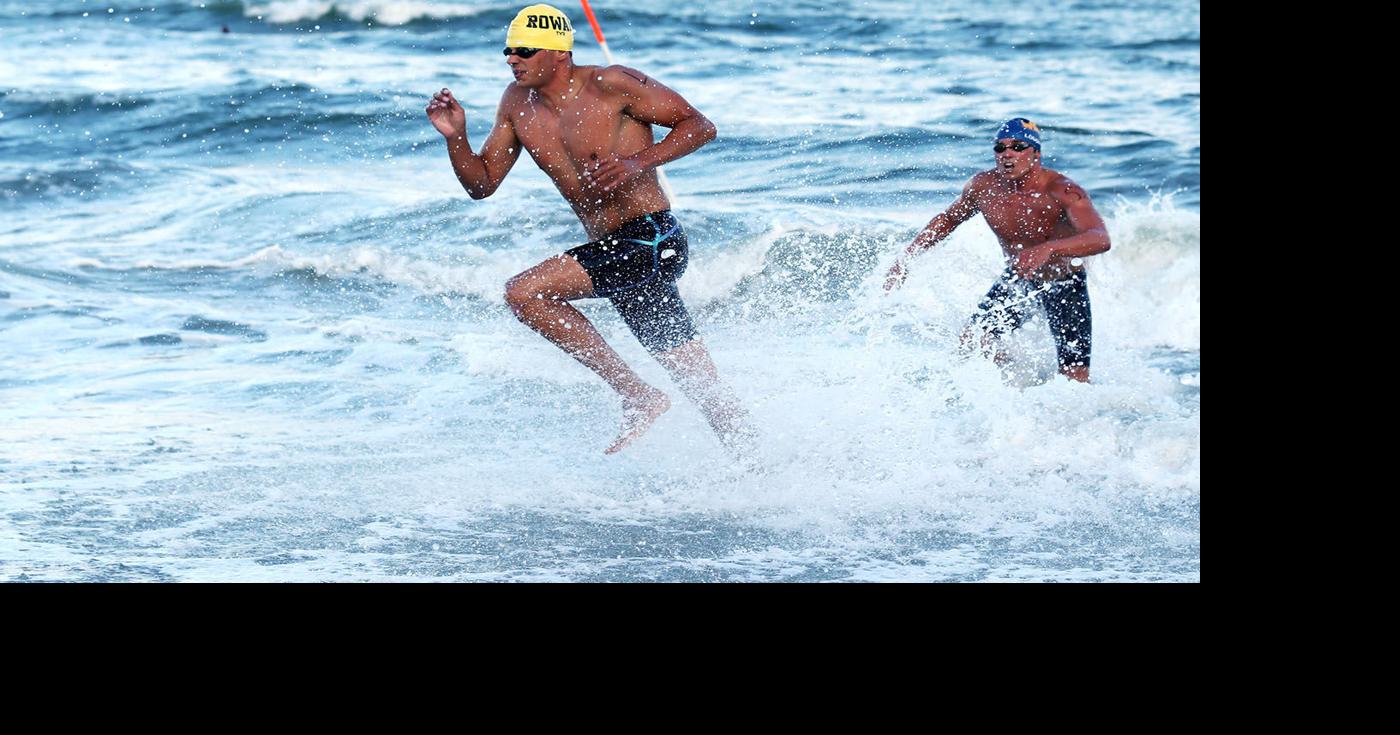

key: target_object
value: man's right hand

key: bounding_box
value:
[883,261,907,292]
[426,88,466,139]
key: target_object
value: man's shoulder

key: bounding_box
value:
[494,83,531,119]
[500,82,530,103]
[966,170,999,195]
[596,65,654,92]
[1041,170,1090,204]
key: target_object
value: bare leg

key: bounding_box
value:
[505,255,669,453]
[960,323,1012,368]
[1060,365,1090,383]
[653,338,756,456]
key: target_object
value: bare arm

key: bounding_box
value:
[884,179,981,291]
[426,87,523,199]
[590,66,718,192]
[1012,178,1110,277]
[1043,179,1110,258]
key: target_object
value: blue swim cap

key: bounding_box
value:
[995,118,1042,151]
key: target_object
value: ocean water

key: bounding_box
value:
[1,0,1200,582]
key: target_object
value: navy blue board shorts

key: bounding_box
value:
[970,269,1092,369]
[566,210,699,354]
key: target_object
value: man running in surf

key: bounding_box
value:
[884,118,1111,382]
[427,4,750,453]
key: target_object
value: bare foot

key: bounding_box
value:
[605,390,671,454]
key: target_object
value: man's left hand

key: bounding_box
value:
[590,156,647,192]
[1013,244,1056,279]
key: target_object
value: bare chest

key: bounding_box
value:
[979,193,1069,243]
[512,93,626,172]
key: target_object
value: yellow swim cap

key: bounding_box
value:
[506,4,574,52]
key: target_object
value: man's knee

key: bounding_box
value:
[504,274,540,317]
[508,270,565,313]
[959,323,990,353]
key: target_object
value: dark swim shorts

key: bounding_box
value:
[566,210,699,354]
[970,269,1093,369]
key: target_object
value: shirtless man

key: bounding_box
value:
[884,118,1111,382]
[426,4,749,453]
